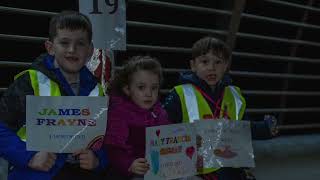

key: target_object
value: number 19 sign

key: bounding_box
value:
[79,0,126,50]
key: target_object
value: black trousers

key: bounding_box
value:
[52,163,106,180]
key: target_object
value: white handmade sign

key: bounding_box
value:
[145,123,198,180]
[26,96,108,153]
[194,119,255,169]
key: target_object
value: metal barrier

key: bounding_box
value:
[129,0,320,47]
[263,0,320,13]
[130,0,232,16]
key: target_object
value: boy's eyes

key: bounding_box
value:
[199,58,223,65]
[58,40,88,47]
[77,41,87,46]
[138,85,145,90]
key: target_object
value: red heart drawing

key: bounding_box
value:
[185,146,195,159]
[156,129,160,137]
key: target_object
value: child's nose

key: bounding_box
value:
[145,89,152,96]
[208,61,216,70]
[67,44,76,52]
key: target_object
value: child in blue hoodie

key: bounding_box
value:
[0,11,107,180]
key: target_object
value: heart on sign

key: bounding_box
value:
[185,146,195,159]
[156,129,160,137]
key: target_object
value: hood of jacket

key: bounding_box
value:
[29,53,60,82]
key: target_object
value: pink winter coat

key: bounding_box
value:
[104,95,170,177]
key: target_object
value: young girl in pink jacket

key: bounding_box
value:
[104,56,170,179]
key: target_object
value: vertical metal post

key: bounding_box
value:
[226,0,247,51]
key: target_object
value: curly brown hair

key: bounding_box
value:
[111,56,163,95]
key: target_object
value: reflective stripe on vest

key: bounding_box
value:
[14,69,104,141]
[16,125,26,142]
[175,85,213,123]
[175,84,246,174]
[89,82,104,96]
[220,86,246,120]
[181,84,200,122]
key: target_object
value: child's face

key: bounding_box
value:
[45,28,93,74]
[124,70,160,110]
[190,51,228,87]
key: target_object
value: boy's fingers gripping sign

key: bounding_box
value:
[28,152,57,172]
[73,149,99,170]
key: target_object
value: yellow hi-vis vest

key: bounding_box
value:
[15,69,104,141]
[174,84,246,174]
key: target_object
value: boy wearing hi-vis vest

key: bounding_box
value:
[0,11,107,180]
[163,36,277,180]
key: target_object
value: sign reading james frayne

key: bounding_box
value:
[26,96,108,153]
[79,0,126,50]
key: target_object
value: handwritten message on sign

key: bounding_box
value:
[145,123,197,180]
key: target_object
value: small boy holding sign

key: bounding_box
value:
[0,11,107,180]
[163,36,277,180]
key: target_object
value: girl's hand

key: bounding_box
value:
[73,149,99,170]
[128,158,150,175]
[28,152,56,171]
